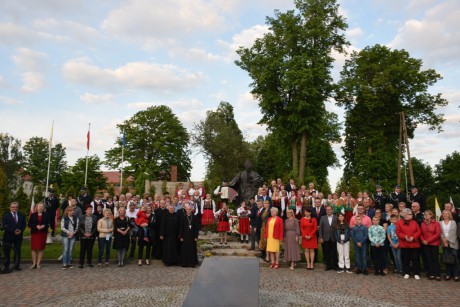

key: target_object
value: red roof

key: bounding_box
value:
[103,171,133,184]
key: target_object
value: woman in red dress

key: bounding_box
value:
[300,207,318,270]
[28,202,50,269]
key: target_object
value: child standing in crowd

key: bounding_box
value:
[237,201,250,243]
[136,205,150,242]
[351,216,368,275]
[387,214,403,275]
[215,204,230,244]
[201,194,216,231]
[335,213,352,273]
[369,216,386,276]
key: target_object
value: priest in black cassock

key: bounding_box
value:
[160,204,179,266]
[179,204,199,267]
[153,200,167,259]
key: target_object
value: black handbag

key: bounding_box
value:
[442,246,457,265]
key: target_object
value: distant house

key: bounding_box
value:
[102,171,134,195]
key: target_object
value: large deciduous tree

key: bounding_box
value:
[192,101,252,186]
[61,155,107,197]
[336,44,448,186]
[435,151,460,195]
[0,133,23,192]
[22,137,67,196]
[105,105,191,181]
[236,0,347,183]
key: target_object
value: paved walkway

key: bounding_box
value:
[0,259,455,306]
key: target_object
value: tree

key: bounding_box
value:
[14,184,30,217]
[22,137,67,197]
[236,0,348,183]
[192,101,253,185]
[61,155,107,196]
[0,133,23,193]
[409,157,435,196]
[105,105,191,182]
[0,168,9,216]
[435,151,460,195]
[336,44,448,186]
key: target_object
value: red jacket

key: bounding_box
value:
[396,219,421,248]
[264,216,284,241]
[420,220,441,246]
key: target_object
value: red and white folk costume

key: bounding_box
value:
[201,197,216,226]
[237,205,250,242]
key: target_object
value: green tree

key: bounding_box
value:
[409,157,435,196]
[14,184,30,217]
[435,151,460,195]
[235,0,347,183]
[0,168,9,216]
[336,44,448,186]
[61,155,107,196]
[192,101,253,185]
[22,137,67,197]
[0,133,23,193]
[105,105,191,181]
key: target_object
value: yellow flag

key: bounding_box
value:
[435,197,442,221]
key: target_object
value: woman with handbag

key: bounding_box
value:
[440,210,459,281]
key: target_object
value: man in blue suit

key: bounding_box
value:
[2,202,26,273]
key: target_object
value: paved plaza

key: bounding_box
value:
[0,258,456,307]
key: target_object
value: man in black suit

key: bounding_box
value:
[77,187,92,212]
[373,185,388,211]
[255,200,266,258]
[248,198,261,250]
[311,197,325,262]
[284,179,296,196]
[318,206,338,271]
[45,190,60,237]
[2,202,26,273]
[389,184,407,208]
[408,185,426,212]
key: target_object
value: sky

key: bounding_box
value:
[0,0,459,189]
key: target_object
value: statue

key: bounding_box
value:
[229,160,264,206]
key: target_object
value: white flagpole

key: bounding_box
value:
[45,120,54,198]
[120,142,124,193]
[85,123,90,187]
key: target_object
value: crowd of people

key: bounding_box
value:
[1,179,460,283]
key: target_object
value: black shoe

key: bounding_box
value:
[79,265,84,269]
[374,271,379,276]
[356,269,362,275]
[363,270,368,275]
[13,267,21,271]
[88,264,94,268]
[240,240,244,243]
[1,268,12,274]
[380,272,386,276]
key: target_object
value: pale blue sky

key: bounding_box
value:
[1,0,458,188]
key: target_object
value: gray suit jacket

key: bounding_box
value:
[318,214,337,242]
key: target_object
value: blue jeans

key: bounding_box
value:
[390,246,403,272]
[443,247,459,277]
[98,237,112,263]
[354,242,367,270]
[62,236,76,266]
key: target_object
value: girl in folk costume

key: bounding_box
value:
[330,192,339,212]
[280,190,288,219]
[271,189,282,217]
[187,182,196,200]
[289,192,302,220]
[237,201,250,243]
[215,204,230,244]
[355,191,364,206]
[345,192,356,223]
[201,194,216,231]
[197,181,206,199]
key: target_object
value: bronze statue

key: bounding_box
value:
[229,160,263,206]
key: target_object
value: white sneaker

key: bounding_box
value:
[57,255,63,261]
[414,275,420,280]
[404,274,409,279]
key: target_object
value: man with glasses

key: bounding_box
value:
[2,202,26,274]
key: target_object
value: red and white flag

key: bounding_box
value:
[86,129,90,150]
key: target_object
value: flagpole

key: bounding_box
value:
[45,120,54,198]
[120,129,126,194]
[85,123,90,187]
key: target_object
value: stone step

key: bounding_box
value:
[210,248,260,257]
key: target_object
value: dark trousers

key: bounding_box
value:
[371,245,385,273]
[138,243,152,260]
[79,238,95,265]
[3,237,22,269]
[129,235,137,258]
[401,248,420,275]
[322,239,337,269]
[420,243,429,272]
[49,215,56,235]
[250,226,258,249]
[423,245,440,277]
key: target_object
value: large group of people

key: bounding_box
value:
[1,179,460,283]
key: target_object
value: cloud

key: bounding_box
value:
[347,27,364,42]
[218,24,270,61]
[102,0,228,49]
[0,75,10,88]
[62,58,204,92]
[0,96,22,105]
[11,48,47,92]
[32,18,101,46]
[126,102,157,109]
[169,47,222,63]
[388,0,460,65]
[80,93,114,104]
